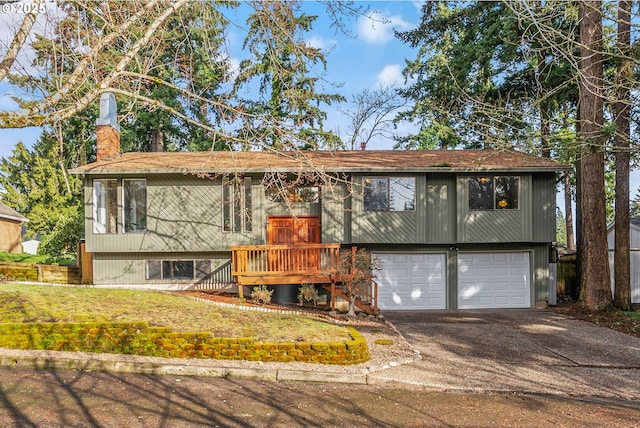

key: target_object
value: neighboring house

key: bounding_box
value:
[606,218,640,304]
[71,93,567,311]
[0,201,28,253]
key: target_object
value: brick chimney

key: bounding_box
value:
[95,92,120,161]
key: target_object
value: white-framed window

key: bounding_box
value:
[468,176,519,210]
[93,179,118,233]
[222,176,252,232]
[363,177,415,212]
[123,179,147,232]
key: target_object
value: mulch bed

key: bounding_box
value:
[551,297,640,339]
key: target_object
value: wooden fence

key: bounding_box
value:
[0,262,80,285]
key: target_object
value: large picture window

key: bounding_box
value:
[469,176,519,210]
[223,177,252,232]
[93,179,118,233]
[123,179,147,232]
[364,177,415,211]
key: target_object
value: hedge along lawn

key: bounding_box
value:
[0,284,351,343]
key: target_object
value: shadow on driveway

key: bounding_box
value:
[373,309,640,400]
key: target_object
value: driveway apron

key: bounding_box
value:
[371,310,640,400]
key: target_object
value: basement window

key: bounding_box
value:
[146,260,211,280]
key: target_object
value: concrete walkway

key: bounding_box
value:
[1,310,639,401]
[370,310,640,400]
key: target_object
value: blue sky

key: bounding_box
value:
[0,1,421,158]
[0,0,638,201]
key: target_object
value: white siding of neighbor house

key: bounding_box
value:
[607,222,640,304]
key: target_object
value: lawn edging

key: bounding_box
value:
[0,322,369,365]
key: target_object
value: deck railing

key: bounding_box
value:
[230,243,378,314]
[231,243,341,286]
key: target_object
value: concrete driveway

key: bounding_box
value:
[370,310,640,400]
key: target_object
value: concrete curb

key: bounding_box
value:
[0,349,371,385]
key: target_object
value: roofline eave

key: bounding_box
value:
[70,166,570,175]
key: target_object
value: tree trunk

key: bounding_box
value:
[562,103,575,250]
[577,1,611,310]
[613,0,631,310]
[564,173,575,250]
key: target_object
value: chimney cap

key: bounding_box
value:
[96,92,120,131]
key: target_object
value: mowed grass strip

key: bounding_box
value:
[0,284,350,342]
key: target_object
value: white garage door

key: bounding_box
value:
[458,252,530,309]
[374,253,446,310]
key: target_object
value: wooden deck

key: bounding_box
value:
[230,244,378,315]
[231,243,341,287]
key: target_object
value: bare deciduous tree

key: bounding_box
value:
[337,87,405,150]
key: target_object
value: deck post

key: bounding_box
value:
[330,279,336,312]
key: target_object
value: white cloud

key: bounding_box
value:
[357,10,412,45]
[376,64,404,88]
[306,35,334,51]
[226,56,240,79]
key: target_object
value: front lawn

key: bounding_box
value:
[0,284,349,342]
[0,284,373,363]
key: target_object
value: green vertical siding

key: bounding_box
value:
[93,252,231,285]
[86,174,263,253]
[532,173,557,242]
[321,183,345,243]
[532,243,552,303]
[424,174,456,243]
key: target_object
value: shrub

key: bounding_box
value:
[297,283,319,306]
[250,285,273,304]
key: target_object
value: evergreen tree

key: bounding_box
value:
[0,132,82,261]
[233,1,344,150]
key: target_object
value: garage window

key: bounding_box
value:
[469,176,519,210]
[364,177,415,211]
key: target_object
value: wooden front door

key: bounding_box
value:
[267,216,321,272]
[267,216,321,245]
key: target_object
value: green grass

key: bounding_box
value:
[0,253,46,264]
[0,252,73,265]
[0,284,350,343]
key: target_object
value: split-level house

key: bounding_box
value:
[71,93,567,313]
